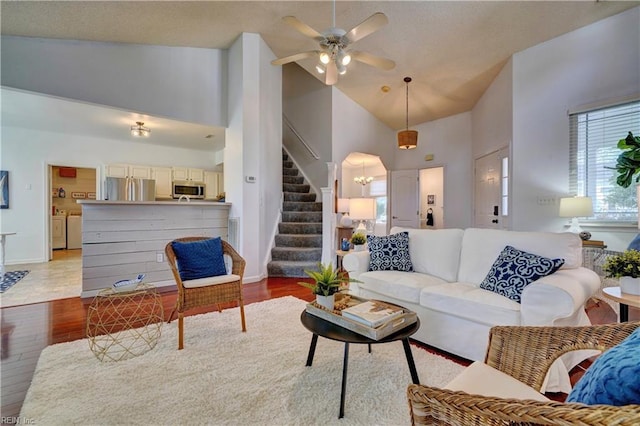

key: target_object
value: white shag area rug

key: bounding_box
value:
[21,296,464,425]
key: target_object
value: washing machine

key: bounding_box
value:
[67,214,83,249]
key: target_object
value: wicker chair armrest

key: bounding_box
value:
[221,240,245,278]
[484,322,640,391]
[407,384,640,426]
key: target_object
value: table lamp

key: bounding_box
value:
[349,198,376,233]
[337,198,352,227]
[559,196,593,237]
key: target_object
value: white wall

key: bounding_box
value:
[510,7,640,250]
[393,112,474,229]
[1,36,227,127]
[472,58,513,158]
[1,126,216,264]
[331,88,396,193]
[282,64,332,194]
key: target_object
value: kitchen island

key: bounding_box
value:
[77,200,232,297]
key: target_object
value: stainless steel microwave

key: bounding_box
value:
[172,181,205,199]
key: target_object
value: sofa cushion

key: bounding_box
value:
[358,270,448,304]
[567,327,640,406]
[367,231,413,272]
[445,361,549,402]
[390,227,464,282]
[458,229,581,285]
[420,282,521,326]
[479,245,565,303]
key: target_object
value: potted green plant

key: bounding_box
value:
[350,232,367,251]
[299,262,361,310]
[603,249,640,295]
[610,132,640,188]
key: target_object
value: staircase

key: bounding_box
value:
[267,151,322,277]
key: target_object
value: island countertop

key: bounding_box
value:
[77,200,231,206]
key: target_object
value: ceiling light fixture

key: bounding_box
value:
[397,77,418,150]
[354,161,374,186]
[131,121,150,137]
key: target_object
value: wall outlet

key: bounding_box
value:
[156,252,164,263]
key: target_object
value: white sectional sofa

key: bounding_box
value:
[343,227,601,392]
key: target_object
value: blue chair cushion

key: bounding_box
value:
[567,327,640,406]
[479,245,564,303]
[367,231,413,272]
[171,237,227,281]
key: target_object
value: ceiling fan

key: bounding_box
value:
[271,3,395,85]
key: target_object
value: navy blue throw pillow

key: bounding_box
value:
[567,327,640,406]
[479,245,564,303]
[367,232,413,272]
[171,237,227,281]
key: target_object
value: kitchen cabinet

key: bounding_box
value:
[172,167,204,182]
[106,164,151,179]
[204,171,223,200]
[151,167,173,199]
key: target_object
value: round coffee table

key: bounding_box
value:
[300,310,420,419]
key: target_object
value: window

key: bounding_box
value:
[569,100,640,222]
[501,157,509,217]
[366,176,387,223]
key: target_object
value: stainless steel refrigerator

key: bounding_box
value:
[105,177,156,201]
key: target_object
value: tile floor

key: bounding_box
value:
[0,250,81,307]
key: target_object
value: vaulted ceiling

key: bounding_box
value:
[2,1,638,142]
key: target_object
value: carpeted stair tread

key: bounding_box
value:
[283,183,311,193]
[282,211,322,223]
[284,192,316,202]
[283,168,299,176]
[267,261,320,277]
[283,176,304,185]
[275,234,322,247]
[271,247,322,261]
[283,201,322,212]
[279,222,322,234]
[283,160,294,169]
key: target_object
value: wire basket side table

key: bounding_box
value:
[87,283,164,362]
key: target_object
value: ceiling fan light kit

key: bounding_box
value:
[271,2,395,86]
[398,77,418,150]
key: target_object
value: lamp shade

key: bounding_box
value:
[559,197,593,218]
[349,198,376,220]
[397,130,418,150]
[337,198,350,213]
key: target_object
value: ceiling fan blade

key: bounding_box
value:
[282,16,324,41]
[343,12,388,44]
[271,51,318,66]
[351,51,396,70]
[325,61,338,85]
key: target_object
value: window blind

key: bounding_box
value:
[569,100,640,222]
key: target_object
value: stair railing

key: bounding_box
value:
[283,115,320,160]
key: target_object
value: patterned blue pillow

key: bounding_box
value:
[367,232,413,272]
[567,327,640,405]
[479,245,564,303]
[171,237,227,281]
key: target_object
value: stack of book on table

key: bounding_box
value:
[341,300,404,328]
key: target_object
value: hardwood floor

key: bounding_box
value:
[1,275,636,422]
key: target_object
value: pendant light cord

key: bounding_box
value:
[404,77,411,131]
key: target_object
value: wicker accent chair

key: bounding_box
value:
[407,322,640,425]
[165,237,247,350]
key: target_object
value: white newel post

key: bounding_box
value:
[321,162,337,267]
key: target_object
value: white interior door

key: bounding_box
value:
[474,149,508,229]
[390,170,419,229]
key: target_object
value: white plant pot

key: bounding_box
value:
[354,244,365,252]
[316,294,335,310]
[620,276,640,295]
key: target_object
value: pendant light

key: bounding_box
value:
[131,121,151,137]
[354,161,374,186]
[397,77,418,150]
